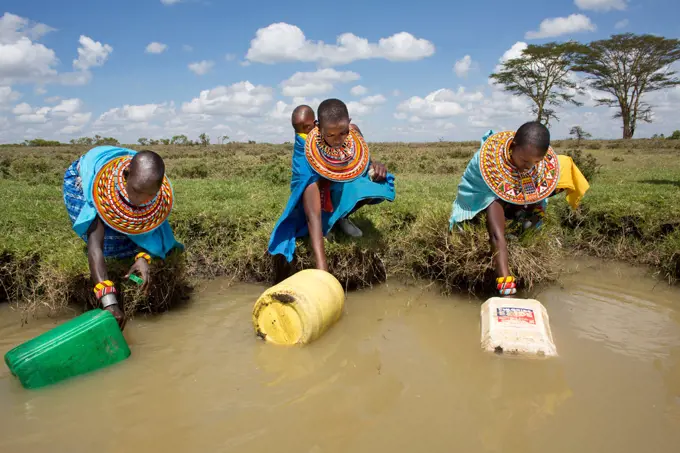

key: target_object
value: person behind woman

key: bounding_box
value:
[63,146,183,329]
[268,99,396,272]
[449,121,590,297]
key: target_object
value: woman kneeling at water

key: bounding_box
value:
[449,121,590,297]
[63,146,183,329]
[268,99,396,272]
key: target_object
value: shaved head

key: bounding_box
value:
[128,150,165,195]
[291,105,316,134]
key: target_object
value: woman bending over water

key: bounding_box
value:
[449,121,590,297]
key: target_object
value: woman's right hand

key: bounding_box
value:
[104,303,126,331]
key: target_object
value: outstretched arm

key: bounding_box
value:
[302,181,328,272]
[87,217,126,329]
[87,217,109,284]
[486,200,510,278]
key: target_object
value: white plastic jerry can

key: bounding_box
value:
[480,297,558,357]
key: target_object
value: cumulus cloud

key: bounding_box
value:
[0,12,55,43]
[575,0,627,11]
[73,35,113,71]
[188,60,214,75]
[51,98,84,116]
[525,14,596,39]
[11,98,92,130]
[245,22,435,66]
[145,42,168,54]
[0,13,112,87]
[360,95,387,106]
[454,55,474,78]
[350,85,368,96]
[397,87,486,120]
[182,81,274,117]
[280,69,360,97]
[96,103,172,125]
[0,86,21,108]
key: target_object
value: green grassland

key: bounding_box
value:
[1,138,679,320]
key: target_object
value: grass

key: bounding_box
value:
[0,138,679,321]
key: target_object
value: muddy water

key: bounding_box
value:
[1,260,680,453]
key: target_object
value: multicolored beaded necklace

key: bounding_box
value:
[92,155,174,235]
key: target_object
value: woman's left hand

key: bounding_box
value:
[125,258,151,292]
[369,161,387,182]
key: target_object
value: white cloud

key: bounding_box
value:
[350,85,368,96]
[398,89,466,119]
[346,94,387,117]
[0,86,21,107]
[73,35,113,71]
[575,0,627,11]
[182,44,193,52]
[15,106,51,123]
[0,12,55,43]
[161,0,182,4]
[281,68,360,97]
[182,81,274,117]
[51,98,83,116]
[188,60,214,75]
[454,55,474,78]
[524,14,597,39]
[615,19,629,29]
[96,103,171,125]
[45,96,61,104]
[67,112,92,125]
[12,102,32,115]
[0,14,109,87]
[493,41,528,73]
[225,53,236,61]
[145,42,168,54]
[525,14,596,39]
[9,97,91,131]
[245,22,435,67]
[0,37,58,85]
[501,42,528,63]
[360,94,387,106]
[34,86,46,95]
[396,85,530,131]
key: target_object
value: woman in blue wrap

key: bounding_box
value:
[62,146,183,329]
[449,121,589,298]
[268,99,396,272]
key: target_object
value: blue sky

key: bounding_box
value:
[1,0,679,144]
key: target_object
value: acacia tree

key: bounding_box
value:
[572,33,680,139]
[569,126,592,147]
[490,42,583,127]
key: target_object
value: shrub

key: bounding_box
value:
[563,148,601,181]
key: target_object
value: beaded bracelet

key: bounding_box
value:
[95,285,117,301]
[93,280,114,294]
[135,252,152,265]
[496,276,517,296]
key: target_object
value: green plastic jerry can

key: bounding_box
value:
[4,309,131,390]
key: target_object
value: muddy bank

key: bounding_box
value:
[1,142,678,319]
